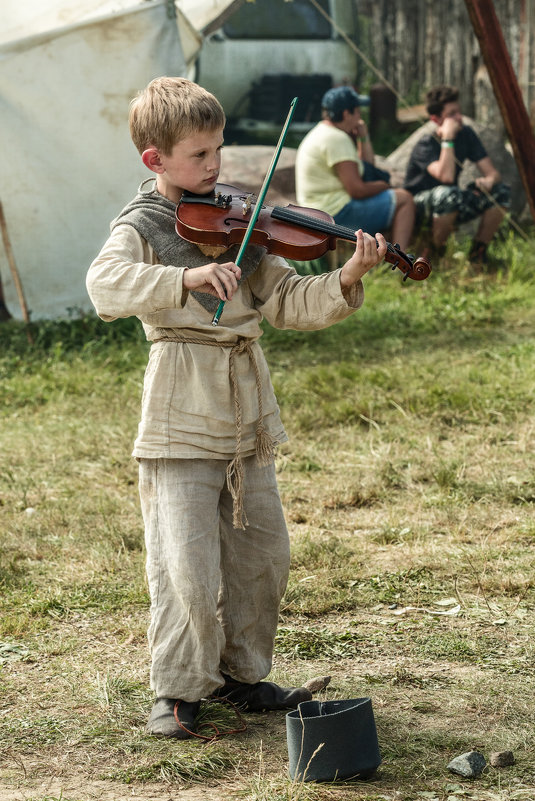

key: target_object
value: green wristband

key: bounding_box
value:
[441,140,454,148]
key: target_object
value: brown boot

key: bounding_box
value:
[469,240,488,266]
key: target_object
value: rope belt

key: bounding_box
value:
[152,334,276,529]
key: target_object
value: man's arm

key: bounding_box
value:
[474,156,500,191]
[426,115,461,185]
[352,118,375,163]
[335,161,390,199]
[425,145,457,185]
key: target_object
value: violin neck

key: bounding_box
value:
[271,205,403,263]
[272,206,356,244]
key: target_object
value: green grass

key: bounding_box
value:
[1,227,535,800]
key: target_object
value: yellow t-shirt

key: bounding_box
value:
[295,122,364,217]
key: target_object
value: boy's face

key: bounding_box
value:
[145,127,224,202]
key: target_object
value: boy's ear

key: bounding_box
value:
[141,147,165,173]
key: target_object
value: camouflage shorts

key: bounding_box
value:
[414,181,511,226]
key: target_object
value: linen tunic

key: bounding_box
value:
[86,223,364,461]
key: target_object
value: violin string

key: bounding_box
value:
[271,206,402,260]
[271,206,356,242]
[307,0,528,241]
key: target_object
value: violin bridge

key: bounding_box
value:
[215,192,232,208]
[241,194,253,216]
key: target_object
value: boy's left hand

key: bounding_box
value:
[339,230,387,291]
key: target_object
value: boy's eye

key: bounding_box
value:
[193,145,223,158]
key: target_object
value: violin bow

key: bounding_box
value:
[211,97,299,326]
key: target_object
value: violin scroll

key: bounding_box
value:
[384,242,431,282]
[409,256,432,281]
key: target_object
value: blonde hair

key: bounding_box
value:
[129,77,226,155]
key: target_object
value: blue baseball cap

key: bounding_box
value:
[321,86,370,120]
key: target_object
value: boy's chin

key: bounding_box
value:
[183,184,216,197]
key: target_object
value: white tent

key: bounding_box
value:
[0,0,240,320]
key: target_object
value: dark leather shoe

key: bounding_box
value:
[145,697,200,738]
[213,675,312,712]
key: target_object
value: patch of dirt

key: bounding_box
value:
[0,776,228,801]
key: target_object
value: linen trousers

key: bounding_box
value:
[138,455,291,701]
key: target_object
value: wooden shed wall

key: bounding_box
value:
[357,0,535,133]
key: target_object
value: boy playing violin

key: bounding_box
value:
[86,77,387,739]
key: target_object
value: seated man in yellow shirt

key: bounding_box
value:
[295,86,415,252]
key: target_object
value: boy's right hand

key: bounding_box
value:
[182,262,241,300]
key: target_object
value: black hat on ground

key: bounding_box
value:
[286,697,381,783]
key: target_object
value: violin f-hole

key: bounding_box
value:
[224,216,249,227]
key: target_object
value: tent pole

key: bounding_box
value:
[0,200,31,327]
[0,269,12,320]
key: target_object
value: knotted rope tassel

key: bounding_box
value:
[226,339,275,529]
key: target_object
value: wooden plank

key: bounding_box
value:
[397,104,427,124]
[464,0,535,222]
[0,200,30,324]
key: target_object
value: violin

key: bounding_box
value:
[176,183,431,282]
